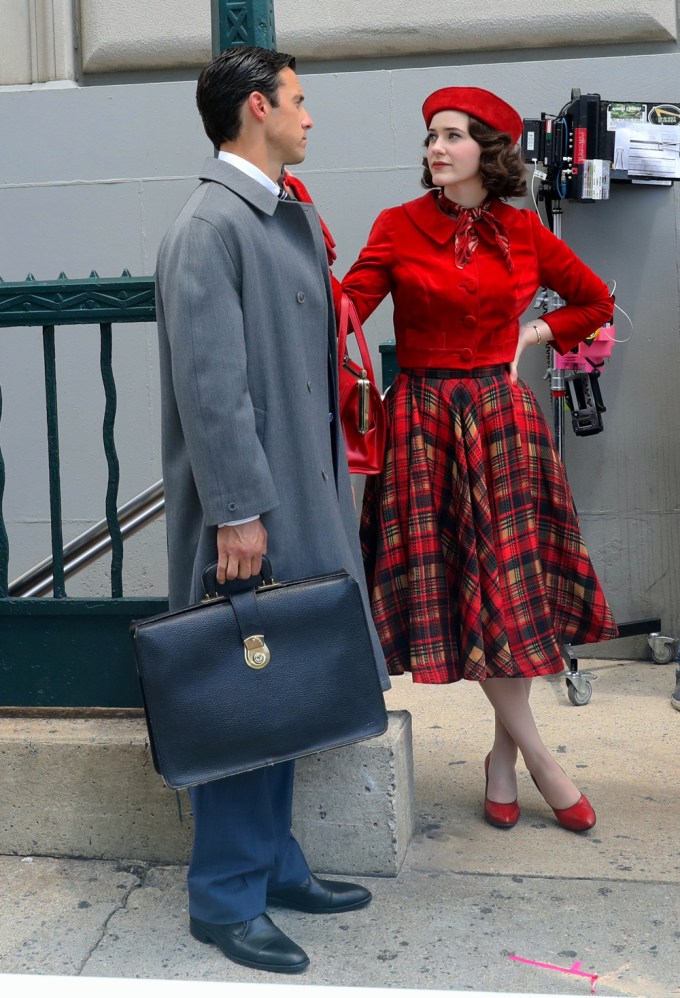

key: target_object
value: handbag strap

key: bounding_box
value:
[338,294,377,384]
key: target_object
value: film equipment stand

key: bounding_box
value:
[535,180,671,705]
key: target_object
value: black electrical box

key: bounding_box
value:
[521,91,680,200]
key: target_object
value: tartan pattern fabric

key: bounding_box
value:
[360,368,618,684]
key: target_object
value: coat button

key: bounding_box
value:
[307,381,313,392]
[227,502,237,511]
[321,469,329,481]
[461,279,477,293]
[296,291,306,303]
[463,315,476,328]
[460,348,473,360]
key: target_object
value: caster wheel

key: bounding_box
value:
[567,679,592,706]
[652,645,674,664]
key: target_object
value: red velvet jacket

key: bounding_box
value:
[341,191,614,370]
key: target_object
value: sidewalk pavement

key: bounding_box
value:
[1,656,678,997]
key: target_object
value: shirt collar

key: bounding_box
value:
[217,151,280,196]
[403,190,517,245]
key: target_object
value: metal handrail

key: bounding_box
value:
[9,481,165,597]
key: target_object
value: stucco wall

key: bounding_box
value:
[77,0,678,71]
[1,0,677,82]
[1,50,679,655]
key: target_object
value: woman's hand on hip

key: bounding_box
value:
[509,320,553,385]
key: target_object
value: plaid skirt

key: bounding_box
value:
[360,366,618,684]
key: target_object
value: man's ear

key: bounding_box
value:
[246,91,269,123]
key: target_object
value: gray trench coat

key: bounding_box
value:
[155,157,388,690]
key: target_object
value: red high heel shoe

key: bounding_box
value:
[484,753,520,829]
[530,774,596,831]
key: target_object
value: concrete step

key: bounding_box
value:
[0,710,414,876]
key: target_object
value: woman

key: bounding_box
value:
[341,86,618,832]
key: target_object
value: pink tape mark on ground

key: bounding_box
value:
[509,954,599,993]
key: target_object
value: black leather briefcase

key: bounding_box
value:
[130,559,387,790]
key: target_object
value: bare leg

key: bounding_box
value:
[480,677,582,810]
[485,711,519,804]
[481,677,531,803]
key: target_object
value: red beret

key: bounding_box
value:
[422,87,523,143]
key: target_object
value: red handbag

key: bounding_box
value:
[337,294,387,475]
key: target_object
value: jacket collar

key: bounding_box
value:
[402,190,518,244]
[198,156,279,217]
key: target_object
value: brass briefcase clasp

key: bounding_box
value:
[244,634,270,669]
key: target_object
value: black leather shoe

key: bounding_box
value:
[190,913,309,974]
[267,873,372,913]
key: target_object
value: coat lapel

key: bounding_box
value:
[402,191,455,244]
[198,157,278,217]
[402,190,520,246]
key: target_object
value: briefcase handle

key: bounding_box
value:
[201,555,274,600]
[200,557,274,670]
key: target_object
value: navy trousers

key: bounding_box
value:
[187,760,310,923]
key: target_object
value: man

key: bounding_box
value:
[155,46,388,975]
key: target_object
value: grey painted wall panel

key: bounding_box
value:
[0,181,147,277]
[1,52,679,646]
[0,85,206,186]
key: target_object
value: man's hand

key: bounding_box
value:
[216,520,268,583]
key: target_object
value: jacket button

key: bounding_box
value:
[227,502,237,511]
[321,469,329,481]
[307,381,313,392]
[463,315,476,328]
[461,279,477,293]
[460,348,473,360]
[296,291,306,303]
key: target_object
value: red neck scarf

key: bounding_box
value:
[438,192,513,272]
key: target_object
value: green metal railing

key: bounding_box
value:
[0,272,167,707]
[0,271,156,599]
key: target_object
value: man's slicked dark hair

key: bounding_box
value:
[196,46,296,148]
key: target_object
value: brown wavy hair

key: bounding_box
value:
[421,116,527,199]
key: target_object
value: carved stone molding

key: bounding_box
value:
[0,0,75,85]
[1,0,677,83]
[79,0,677,73]
[79,0,210,73]
[281,0,678,59]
